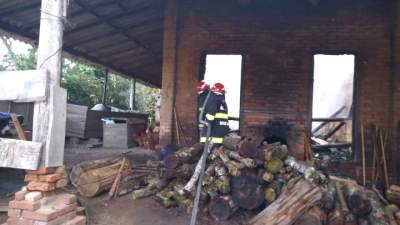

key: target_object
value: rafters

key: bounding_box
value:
[73,0,160,60]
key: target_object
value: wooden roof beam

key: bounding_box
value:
[73,0,160,60]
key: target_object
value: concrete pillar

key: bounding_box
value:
[159,0,179,146]
[33,0,68,167]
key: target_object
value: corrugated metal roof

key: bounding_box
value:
[0,0,164,86]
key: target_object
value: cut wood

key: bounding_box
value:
[247,178,322,225]
[285,156,325,184]
[238,139,259,158]
[343,180,372,216]
[215,147,244,176]
[108,157,127,199]
[208,195,238,221]
[223,133,242,150]
[364,190,390,225]
[231,174,264,210]
[70,156,123,186]
[0,138,42,170]
[163,143,204,169]
[260,144,289,161]
[386,185,400,205]
[293,207,324,225]
[11,113,27,140]
[75,158,132,197]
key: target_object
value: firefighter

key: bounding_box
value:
[200,82,230,144]
[197,81,210,140]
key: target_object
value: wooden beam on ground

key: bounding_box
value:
[0,138,42,170]
[0,70,48,102]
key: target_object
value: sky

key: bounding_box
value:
[203,55,242,130]
[0,37,32,61]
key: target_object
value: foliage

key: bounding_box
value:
[0,37,160,118]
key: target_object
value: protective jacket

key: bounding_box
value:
[200,93,229,144]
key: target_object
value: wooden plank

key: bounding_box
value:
[11,113,27,140]
[66,104,88,138]
[0,138,42,170]
[0,70,48,102]
[42,86,67,167]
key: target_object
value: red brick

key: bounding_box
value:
[27,182,55,192]
[9,200,40,211]
[26,167,57,175]
[55,166,68,179]
[24,174,39,182]
[15,191,28,201]
[22,208,58,222]
[54,203,77,217]
[38,174,61,183]
[56,194,76,205]
[61,216,85,225]
[32,211,76,225]
[6,218,33,225]
[55,179,68,188]
[41,191,56,197]
[19,218,34,225]
[25,192,43,202]
[8,208,21,218]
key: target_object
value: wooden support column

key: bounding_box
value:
[33,0,68,167]
[129,78,136,110]
[159,0,179,146]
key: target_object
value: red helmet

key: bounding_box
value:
[197,81,209,94]
[211,83,225,95]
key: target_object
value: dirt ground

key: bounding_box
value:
[0,147,248,225]
[84,194,245,225]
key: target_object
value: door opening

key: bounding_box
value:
[311,54,355,161]
[202,54,243,131]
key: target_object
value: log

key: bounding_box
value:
[132,176,168,200]
[70,156,123,186]
[223,148,258,168]
[260,144,289,161]
[215,147,244,176]
[384,204,400,225]
[285,156,326,184]
[320,181,336,212]
[208,195,238,221]
[238,139,259,158]
[364,190,390,225]
[75,159,132,197]
[293,207,323,225]
[163,143,204,169]
[231,174,265,210]
[223,133,242,150]
[343,181,371,217]
[327,208,346,225]
[386,185,400,205]
[264,187,277,203]
[215,175,230,195]
[265,158,283,174]
[247,178,322,225]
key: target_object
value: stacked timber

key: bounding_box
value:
[70,156,132,197]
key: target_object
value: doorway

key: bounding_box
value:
[202,54,243,130]
[311,54,355,160]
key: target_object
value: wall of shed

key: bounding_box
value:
[160,0,399,181]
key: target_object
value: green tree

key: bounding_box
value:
[0,36,159,116]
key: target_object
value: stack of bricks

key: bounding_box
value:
[24,167,69,193]
[4,192,85,225]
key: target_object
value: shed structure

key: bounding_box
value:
[1,0,400,182]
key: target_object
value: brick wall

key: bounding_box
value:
[161,0,396,169]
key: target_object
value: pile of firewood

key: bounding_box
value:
[69,133,400,225]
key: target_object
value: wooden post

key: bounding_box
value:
[129,78,136,110]
[102,69,109,105]
[33,0,68,167]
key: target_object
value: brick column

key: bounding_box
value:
[159,0,179,146]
